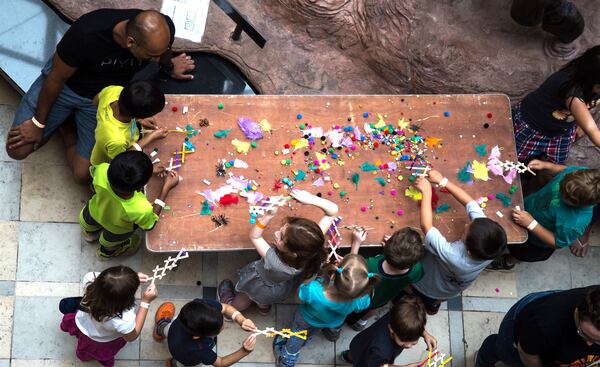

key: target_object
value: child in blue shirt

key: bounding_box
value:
[273,254,379,367]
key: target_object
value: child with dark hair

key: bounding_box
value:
[412,170,507,315]
[513,45,600,164]
[489,160,600,268]
[90,80,168,166]
[60,266,157,367]
[274,253,379,366]
[345,227,425,332]
[79,150,180,259]
[152,299,257,367]
[341,295,437,367]
[218,189,335,315]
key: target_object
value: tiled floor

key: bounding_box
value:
[1,79,600,367]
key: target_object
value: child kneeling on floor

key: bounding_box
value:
[60,266,157,367]
[80,150,179,259]
[273,254,379,367]
[153,298,257,367]
[341,294,437,367]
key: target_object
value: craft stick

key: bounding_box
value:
[181,143,186,164]
[175,149,179,172]
[173,150,195,155]
[439,357,453,367]
[141,129,192,134]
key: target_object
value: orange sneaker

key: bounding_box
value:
[153,302,175,342]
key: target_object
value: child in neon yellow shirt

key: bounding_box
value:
[91,80,168,166]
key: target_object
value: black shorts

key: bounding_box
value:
[508,241,555,262]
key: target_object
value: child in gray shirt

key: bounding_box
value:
[410,170,507,314]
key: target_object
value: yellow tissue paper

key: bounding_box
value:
[405,186,423,201]
[259,119,271,132]
[398,118,409,130]
[472,160,489,181]
[375,113,386,129]
[425,137,442,148]
[291,138,309,150]
[231,139,251,154]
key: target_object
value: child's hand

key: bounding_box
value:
[142,283,158,303]
[422,330,438,352]
[242,335,256,353]
[241,318,257,332]
[352,230,367,244]
[162,171,180,191]
[265,205,279,216]
[148,127,169,140]
[527,159,547,171]
[154,164,166,176]
[511,208,534,228]
[139,117,159,130]
[415,177,431,193]
[290,189,316,205]
[381,234,391,246]
[137,272,149,283]
[427,169,444,184]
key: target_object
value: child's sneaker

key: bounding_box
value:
[257,304,272,316]
[349,318,368,331]
[82,230,100,243]
[153,302,175,342]
[322,327,341,342]
[340,350,353,364]
[96,234,141,260]
[218,279,235,305]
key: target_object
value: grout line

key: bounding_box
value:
[448,310,466,367]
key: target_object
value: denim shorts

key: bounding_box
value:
[12,58,97,159]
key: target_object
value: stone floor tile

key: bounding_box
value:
[0,80,20,106]
[0,296,14,358]
[139,299,188,361]
[217,250,260,283]
[0,105,17,162]
[79,240,142,281]
[0,221,18,280]
[12,296,75,359]
[142,251,203,286]
[217,306,276,363]
[568,247,600,288]
[17,222,81,282]
[76,361,140,367]
[20,163,88,222]
[463,270,517,298]
[115,339,140,361]
[515,249,572,296]
[139,362,164,367]
[463,311,506,367]
[0,359,8,367]
[11,360,76,367]
[0,162,21,220]
[276,304,335,365]
[588,221,600,247]
[16,282,80,297]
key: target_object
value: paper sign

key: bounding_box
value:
[161,0,210,43]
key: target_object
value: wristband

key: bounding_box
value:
[231,311,241,322]
[154,198,166,208]
[242,346,252,353]
[255,220,266,229]
[132,142,142,151]
[32,116,45,129]
[527,220,538,231]
[438,177,449,188]
[140,302,150,309]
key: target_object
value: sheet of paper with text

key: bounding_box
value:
[161,0,210,43]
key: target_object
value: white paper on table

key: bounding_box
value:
[161,0,210,43]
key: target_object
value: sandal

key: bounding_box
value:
[487,254,515,272]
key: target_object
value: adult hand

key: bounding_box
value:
[169,53,195,80]
[527,159,548,171]
[137,272,149,283]
[380,234,391,246]
[154,164,167,177]
[7,120,44,150]
[162,170,180,191]
[415,177,432,193]
[142,282,158,303]
[242,335,256,352]
[569,239,589,257]
[511,209,534,228]
[290,189,316,205]
[427,169,444,184]
[241,318,257,332]
[422,330,438,352]
[139,117,159,130]
[352,230,367,244]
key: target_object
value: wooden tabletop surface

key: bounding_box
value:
[145,94,527,252]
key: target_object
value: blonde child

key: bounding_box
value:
[218,189,336,314]
[91,80,169,166]
[273,254,379,367]
[60,266,156,367]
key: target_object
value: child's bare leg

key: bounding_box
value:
[58,119,91,185]
[231,292,253,312]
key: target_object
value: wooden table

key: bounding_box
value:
[145,95,527,252]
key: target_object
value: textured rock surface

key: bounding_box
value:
[47,0,600,97]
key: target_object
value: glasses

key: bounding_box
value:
[576,312,600,345]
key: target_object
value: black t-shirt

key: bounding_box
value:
[521,70,600,137]
[349,312,404,367]
[514,286,600,367]
[56,9,175,98]
[167,298,222,366]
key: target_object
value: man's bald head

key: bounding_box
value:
[126,10,171,57]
